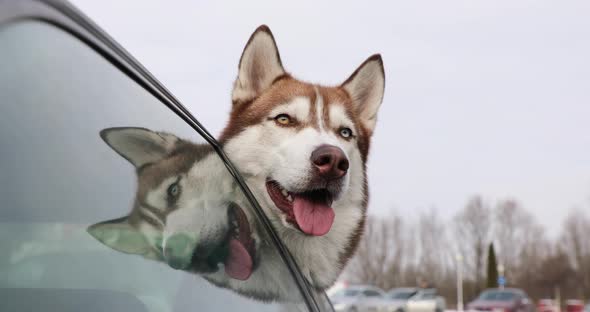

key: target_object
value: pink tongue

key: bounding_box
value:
[224,239,253,280]
[293,196,335,236]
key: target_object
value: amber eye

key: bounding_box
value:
[274,114,292,125]
[339,127,353,139]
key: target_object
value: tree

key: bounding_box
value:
[417,208,452,286]
[454,196,491,293]
[486,243,498,289]
[494,199,533,279]
[342,195,590,303]
[347,214,410,289]
[562,209,590,299]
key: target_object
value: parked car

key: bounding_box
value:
[0,1,333,311]
[537,299,559,312]
[384,288,420,312]
[467,288,535,312]
[566,300,585,312]
[404,288,446,312]
[329,285,388,312]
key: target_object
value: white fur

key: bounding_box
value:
[328,104,355,135]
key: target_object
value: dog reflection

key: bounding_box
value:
[88,128,281,297]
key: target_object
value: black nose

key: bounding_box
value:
[311,145,349,180]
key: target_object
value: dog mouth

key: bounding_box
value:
[224,202,256,280]
[168,203,255,281]
[266,180,335,236]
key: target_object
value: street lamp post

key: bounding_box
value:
[497,264,505,289]
[456,254,464,312]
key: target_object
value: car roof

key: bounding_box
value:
[345,285,384,292]
[388,287,419,292]
[480,288,526,296]
[482,288,522,292]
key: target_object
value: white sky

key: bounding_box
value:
[70,0,590,235]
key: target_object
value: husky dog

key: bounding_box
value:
[220,25,385,290]
[88,25,384,302]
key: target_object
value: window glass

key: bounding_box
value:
[363,290,381,297]
[478,291,517,301]
[389,290,417,300]
[0,20,311,312]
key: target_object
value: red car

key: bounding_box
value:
[566,300,585,312]
[537,299,558,312]
[467,288,535,312]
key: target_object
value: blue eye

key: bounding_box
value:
[167,183,180,197]
[339,128,353,138]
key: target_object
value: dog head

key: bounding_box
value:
[88,127,257,281]
[221,26,385,240]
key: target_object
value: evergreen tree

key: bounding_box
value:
[486,243,499,288]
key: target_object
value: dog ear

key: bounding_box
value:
[232,25,286,104]
[341,54,385,133]
[100,127,178,168]
[87,217,154,256]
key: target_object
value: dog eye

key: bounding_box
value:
[339,127,353,139]
[274,114,292,125]
[167,182,181,197]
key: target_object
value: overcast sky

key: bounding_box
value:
[70,0,590,235]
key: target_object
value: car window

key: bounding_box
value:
[0,20,313,312]
[478,291,516,301]
[363,290,382,297]
[421,293,436,300]
[389,290,417,299]
[331,289,360,299]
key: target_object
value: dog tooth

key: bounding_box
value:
[287,195,293,202]
[281,189,288,197]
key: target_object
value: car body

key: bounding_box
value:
[0,0,332,311]
[584,301,590,312]
[384,288,420,312]
[467,288,535,312]
[403,288,446,312]
[537,299,559,312]
[329,285,389,312]
[566,300,585,312]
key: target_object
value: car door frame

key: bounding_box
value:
[0,0,324,311]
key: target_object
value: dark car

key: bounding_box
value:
[0,1,332,311]
[467,289,535,312]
